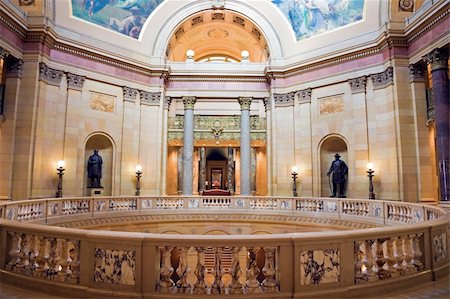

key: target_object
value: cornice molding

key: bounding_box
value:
[406,5,449,44]
[140,90,160,106]
[168,76,267,82]
[39,62,63,86]
[0,10,27,39]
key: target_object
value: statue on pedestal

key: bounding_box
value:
[327,153,348,198]
[87,150,103,188]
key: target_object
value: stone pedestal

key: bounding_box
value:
[88,188,104,197]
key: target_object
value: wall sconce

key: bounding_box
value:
[135,165,142,196]
[186,49,195,61]
[366,162,375,199]
[56,160,65,198]
[291,166,298,197]
[241,50,249,62]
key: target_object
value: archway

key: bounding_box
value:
[319,136,348,197]
[85,134,114,196]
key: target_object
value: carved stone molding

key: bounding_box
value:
[370,67,394,90]
[348,76,367,94]
[164,96,172,110]
[263,97,271,111]
[297,88,312,104]
[399,0,414,12]
[409,64,425,82]
[425,48,449,71]
[18,0,34,5]
[140,91,160,106]
[0,47,9,59]
[66,73,85,90]
[238,97,252,110]
[6,59,23,78]
[39,62,63,86]
[123,87,138,103]
[274,92,294,107]
[211,0,225,9]
[182,96,197,110]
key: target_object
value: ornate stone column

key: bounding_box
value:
[182,96,196,195]
[199,146,206,194]
[227,147,234,195]
[177,147,183,195]
[239,97,252,195]
[426,49,449,201]
[161,97,172,195]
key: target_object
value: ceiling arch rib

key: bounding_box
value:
[167,10,269,63]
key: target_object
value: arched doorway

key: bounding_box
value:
[85,134,114,196]
[205,148,229,190]
[320,136,348,197]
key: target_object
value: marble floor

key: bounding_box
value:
[0,277,448,298]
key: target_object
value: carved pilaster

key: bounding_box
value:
[164,96,172,110]
[6,59,23,78]
[39,63,63,86]
[425,48,449,71]
[123,87,138,103]
[370,67,394,90]
[238,97,252,110]
[409,64,425,82]
[274,92,294,107]
[182,96,196,110]
[66,73,85,90]
[262,97,271,112]
[297,88,312,104]
[140,91,160,106]
[348,76,367,94]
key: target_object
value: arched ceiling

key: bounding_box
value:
[166,10,269,63]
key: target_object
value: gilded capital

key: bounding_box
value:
[182,96,197,109]
[425,48,449,71]
[238,97,252,110]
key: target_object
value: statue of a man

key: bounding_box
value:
[327,153,348,198]
[87,149,103,188]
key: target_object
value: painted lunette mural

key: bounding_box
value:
[71,0,165,38]
[272,0,365,41]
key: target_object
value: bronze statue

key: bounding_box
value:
[87,149,103,188]
[327,153,348,198]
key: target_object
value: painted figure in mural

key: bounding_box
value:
[327,153,348,198]
[87,150,103,188]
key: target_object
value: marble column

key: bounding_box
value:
[251,147,257,194]
[182,96,196,195]
[199,147,206,194]
[227,147,234,194]
[177,147,183,195]
[239,97,252,195]
[426,49,449,201]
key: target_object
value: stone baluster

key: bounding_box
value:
[29,235,40,274]
[262,247,278,292]
[361,240,376,281]
[57,239,73,281]
[69,240,80,283]
[393,237,404,274]
[6,232,22,271]
[18,234,31,273]
[372,239,389,279]
[176,247,191,293]
[211,247,225,294]
[229,247,243,294]
[193,247,207,294]
[246,247,261,293]
[36,237,51,277]
[401,235,416,273]
[382,238,398,277]
[411,234,424,271]
[48,238,62,278]
[159,246,174,293]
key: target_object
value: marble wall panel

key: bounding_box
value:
[89,92,115,113]
[94,248,136,285]
[300,249,340,285]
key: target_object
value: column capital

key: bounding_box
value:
[123,86,138,103]
[263,97,271,111]
[348,76,367,94]
[140,90,160,106]
[164,96,172,110]
[296,88,312,104]
[425,48,449,71]
[409,64,425,82]
[182,96,197,110]
[370,67,393,90]
[39,62,63,86]
[66,73,86,90]
[273,92,294,107]
[6,58,23,79]
[238,97,252,110]
[0,47,9,59]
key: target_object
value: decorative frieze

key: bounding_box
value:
[39,63,63,86]
[66,73,85,90]
[297,88,312,104]
[370,67,394,90]
[348,76,367,94]
[238,97,252,110]
[182,96,196,110]
[433,232,448,263]
[425,48,449,71]
[90,92,115,113]
[319,95,344,115]
[274,92,294,107]
[6,59,23,78]
[140,91,160,106]
[123,87,138,103]
[409,64,425,82]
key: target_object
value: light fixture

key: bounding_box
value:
[56,160,65,198]
[291,166,298,197]
[186,49,195,60]
[366,162,375,199]
[241,50,249,61]
[135,165,142,196]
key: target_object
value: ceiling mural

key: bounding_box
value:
[272,0,365,41]
[71,0,165,38]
